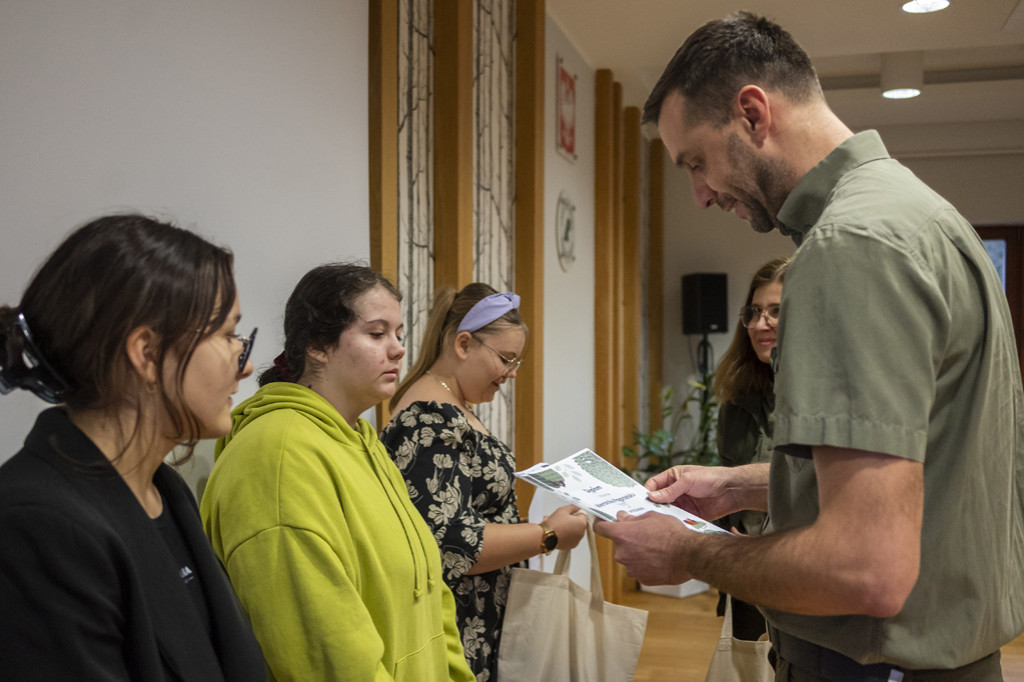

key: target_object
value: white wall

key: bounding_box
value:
[543,17,596,464]
[659,119,1024,418]
[0,0,370,473]
[878,121,1024,225]
[537,16,597,583]
[659,156,794,410]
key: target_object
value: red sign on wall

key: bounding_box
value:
[557,57,576,161]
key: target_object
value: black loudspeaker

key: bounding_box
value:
[682,273,728,335]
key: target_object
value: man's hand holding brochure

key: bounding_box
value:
[516,448,730,535]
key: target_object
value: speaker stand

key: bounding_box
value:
[696,333,712,380]
[695,332,713,457]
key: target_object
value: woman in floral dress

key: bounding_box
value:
[380,283,587,681]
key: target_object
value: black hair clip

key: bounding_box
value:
[0,313,73,404]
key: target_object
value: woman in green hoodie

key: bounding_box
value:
[201,263,474,682]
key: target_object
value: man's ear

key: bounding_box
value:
[453,331,475,360]
[125,326,161,385]
[735,85,771,146]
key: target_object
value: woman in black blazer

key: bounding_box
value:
[0,214,265,680]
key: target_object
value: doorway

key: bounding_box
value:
[975,224,1023,380]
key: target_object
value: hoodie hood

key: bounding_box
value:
[215,381,374,460]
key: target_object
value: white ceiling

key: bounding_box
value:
[547,0,1024,131]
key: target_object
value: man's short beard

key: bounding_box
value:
[726,134,792,233]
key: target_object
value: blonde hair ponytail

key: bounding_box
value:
[390,286,458,409]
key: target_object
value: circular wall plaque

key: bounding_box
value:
[555,192,576,272]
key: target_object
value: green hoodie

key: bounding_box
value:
[200,382,473,682]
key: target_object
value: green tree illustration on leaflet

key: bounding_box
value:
[529,469,566,489]
[573,450,637,488]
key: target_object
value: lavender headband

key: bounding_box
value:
[457,292,521,333]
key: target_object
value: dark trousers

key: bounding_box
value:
[769,628,1003,681]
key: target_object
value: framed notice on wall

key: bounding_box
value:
[556,55,577,161]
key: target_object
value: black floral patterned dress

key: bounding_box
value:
[380,401,523,682]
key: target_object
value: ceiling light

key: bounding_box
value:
[881,52,923,99]
[901,0,949,13]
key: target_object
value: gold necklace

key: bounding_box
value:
[426,370,475,414]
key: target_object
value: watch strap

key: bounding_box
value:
[539,521,557,555]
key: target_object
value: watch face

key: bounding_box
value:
[543,531,558,551]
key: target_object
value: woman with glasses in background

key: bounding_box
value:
[712,256,790,641]
[0,214,264,680]
[381,283,587,680]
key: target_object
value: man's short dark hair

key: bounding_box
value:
[643,11,823,128]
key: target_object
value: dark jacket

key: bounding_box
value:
[714,392,774,639]
[716,392,774,535]
[0,408,266,681]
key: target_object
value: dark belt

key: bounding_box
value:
[769,627,1001,682]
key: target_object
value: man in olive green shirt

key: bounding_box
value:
[595,12,1024,680]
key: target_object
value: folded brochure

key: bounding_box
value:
[516,448,730,534]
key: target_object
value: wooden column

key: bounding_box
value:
[513,0,545,511]
[369,0,399,426]
[369,0,398,289]
[648,141,666,433]
[611,83,626,466]
[594,69,622,603]
[433,0,474,289]
[594,69,616,473]
[622,106,642,449]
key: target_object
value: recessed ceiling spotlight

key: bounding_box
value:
[882,87,921,100]
[881,52,923,99]
[902,0,950,13]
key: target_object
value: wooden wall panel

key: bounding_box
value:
[369,0,398,293]
[648,141,666,433]
[611,84,625,467]
[622,106,642,452]
[513,0,545,511]
[434,0,474,289]
[594,69,616,477]
[369,0,399,426]
[594,69,622,603]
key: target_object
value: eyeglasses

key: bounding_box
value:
[739,304,780,328]
[471,334,523,376]
[230,327,257,372]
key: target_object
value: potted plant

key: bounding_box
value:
[623,370,719,484]
[622,370,719,598]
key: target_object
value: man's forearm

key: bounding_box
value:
[684,451,921,618]
[725,462,771,513]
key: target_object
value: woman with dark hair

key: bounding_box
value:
[380,283,587,680]
[712,255,789,640]
[201,263,474,682]
[0,214,265,680]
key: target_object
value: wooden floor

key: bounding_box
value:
[620,587,1024,681]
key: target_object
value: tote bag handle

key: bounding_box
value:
[497,516,649,682]
[552,519,605,604]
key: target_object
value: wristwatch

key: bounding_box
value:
[539,521,558,555]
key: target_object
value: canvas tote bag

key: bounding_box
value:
[496,522,648,681]
[704,594,774,682]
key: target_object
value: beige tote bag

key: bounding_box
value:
[497,522,648,682]
[704,594,774,682]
